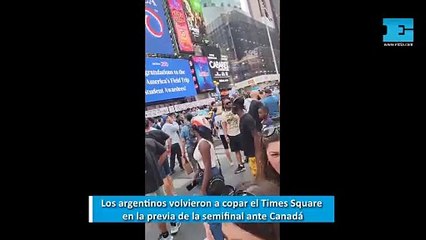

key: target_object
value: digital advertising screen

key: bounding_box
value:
[202,46,230,89]
[145,0,174,55]
[192,56,215,92]
[182,0,207,43]
[167,0,194,53]
[145,58,196,103]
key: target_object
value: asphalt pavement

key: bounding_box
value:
[145,139,254,240]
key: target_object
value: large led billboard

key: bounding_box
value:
[145,58,197,103]
[145,0,174,55]
[167,0,194,53]
[182,0,207,43]
[192,56,215,92]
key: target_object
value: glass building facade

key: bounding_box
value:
[206,10,280,83]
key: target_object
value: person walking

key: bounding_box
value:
[191,116,225,240]
[232,97,263,178]
[145,138,181,239]
[214,112,234,166]
[222,98,246,174]
[145,119,177,196]
[180,113,199,172]
[162,114,184,174]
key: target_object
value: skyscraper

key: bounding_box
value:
[243,0,276,29]
[269,0,280,32]
[200,0,244,25]
[205,10,280,83]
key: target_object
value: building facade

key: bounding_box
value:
[200,0,243,25]
[243,0,276,29]
[206,10,280,83]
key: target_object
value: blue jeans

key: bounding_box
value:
[209,222,224,240]
[197,167,224,240]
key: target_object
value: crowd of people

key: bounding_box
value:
[145,85,281,240]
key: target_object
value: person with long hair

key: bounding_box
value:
[260,126,280,184]
[191,116,225,240]
[206,180,280,240]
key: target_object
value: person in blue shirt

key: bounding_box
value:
[180,113,199,172]
[261,89,280,118]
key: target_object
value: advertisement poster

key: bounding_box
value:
[182,0,207,43]
[167,0,194,53]
[201,46,230,81]
[201,46,230,90]
[192,56,214,92]
[145,58,196,103]
[145,0,174,55]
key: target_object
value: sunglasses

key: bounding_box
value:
[262,126,280,138]
[225,102,232,105]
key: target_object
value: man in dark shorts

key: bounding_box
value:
[214,112,234,166]
[232,97,263,178]
[145,119,176,196]
[222,98,246,174]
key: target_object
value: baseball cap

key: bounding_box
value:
[191,116,211,130]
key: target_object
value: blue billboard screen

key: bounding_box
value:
[192,56,215,92]
[145,0,174,55]
[145,58,197,103]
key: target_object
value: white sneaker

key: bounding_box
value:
[170,223,182,235]
[229,161,234,166]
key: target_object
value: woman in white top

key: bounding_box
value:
[191,116,225,240]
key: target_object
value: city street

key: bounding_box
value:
[145,140,254,240]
